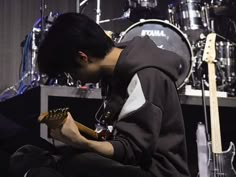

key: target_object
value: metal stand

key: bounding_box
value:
[76,0,81,13]
[40,0,46,39]
[94,0,130,25]
[31,27,41,77]
[75,0,101,23]
[99,9,130,24]
[96,0,101,24]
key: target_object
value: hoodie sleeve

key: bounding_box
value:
[108,67,175,166]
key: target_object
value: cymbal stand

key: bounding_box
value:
[80,0,89,6]
[76,0,81,13]
[96,0,101,24]
[40,0,46,38]
[99,9,130,24]
[76,0,89,13]
[95,0,131,25]
[31,0,47,81]
[32,0,46,84]
[17,0,46,94]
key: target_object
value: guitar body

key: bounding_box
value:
[197,123,236,177]
[208,142,236,177]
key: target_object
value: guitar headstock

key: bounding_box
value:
[38,108,69,129]
[202,33,217,64]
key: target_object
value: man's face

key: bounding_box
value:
[70,59,102,85]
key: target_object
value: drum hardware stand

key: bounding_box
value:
[19,0,48,91]
[37,0,47,82]
[209,19,215,33]
[76,0,100,23]
[40,0,47,40]
[96,0,130,25]
[76,0,81,13]
[76,0,89,13]
[99,9,130,24]
[96,0,101,24]
[31,27,41,81]
[80,0,89,6]
[202,3,211,32]
[17,0,47,91]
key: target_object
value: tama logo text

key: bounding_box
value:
[141,30,166,37]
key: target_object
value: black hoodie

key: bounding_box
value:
[106,36,190,177]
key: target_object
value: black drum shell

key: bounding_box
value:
[118,19,193,89]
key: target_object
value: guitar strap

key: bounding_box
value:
[99,78,126,125]
[100,93,126,125]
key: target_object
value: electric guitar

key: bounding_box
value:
[198,33,236,177]
[38,108,112,140]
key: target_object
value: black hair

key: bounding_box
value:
[37,12,114,77]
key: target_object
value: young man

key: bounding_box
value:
[11,12,190,177]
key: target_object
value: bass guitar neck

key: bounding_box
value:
[198,33,236,177]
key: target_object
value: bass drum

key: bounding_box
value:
[118,19,193,89]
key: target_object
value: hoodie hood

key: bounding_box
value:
[114,36,188,89]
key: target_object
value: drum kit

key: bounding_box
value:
[103,0,236,96]
[2,0,234,102]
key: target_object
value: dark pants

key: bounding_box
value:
[0,149,10,177]
[9,144,154,177]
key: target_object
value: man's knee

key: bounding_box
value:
[9,144,57,177]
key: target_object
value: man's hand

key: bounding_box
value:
[50,112,114,157]
[50,112,88,148]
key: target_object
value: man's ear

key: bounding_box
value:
[76,51,89,65]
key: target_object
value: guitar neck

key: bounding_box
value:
[74,121,99,140]
[203,33,222,154]
[208,62,222,153]
[38,108,99,140]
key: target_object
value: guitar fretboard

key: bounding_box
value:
[203,33,222,153]
[208,62,222,153]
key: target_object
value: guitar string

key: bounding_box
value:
[213,151,217,177]
[220,153,225,177]
[213,149,225,177]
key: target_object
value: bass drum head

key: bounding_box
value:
[118,19,193,89]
